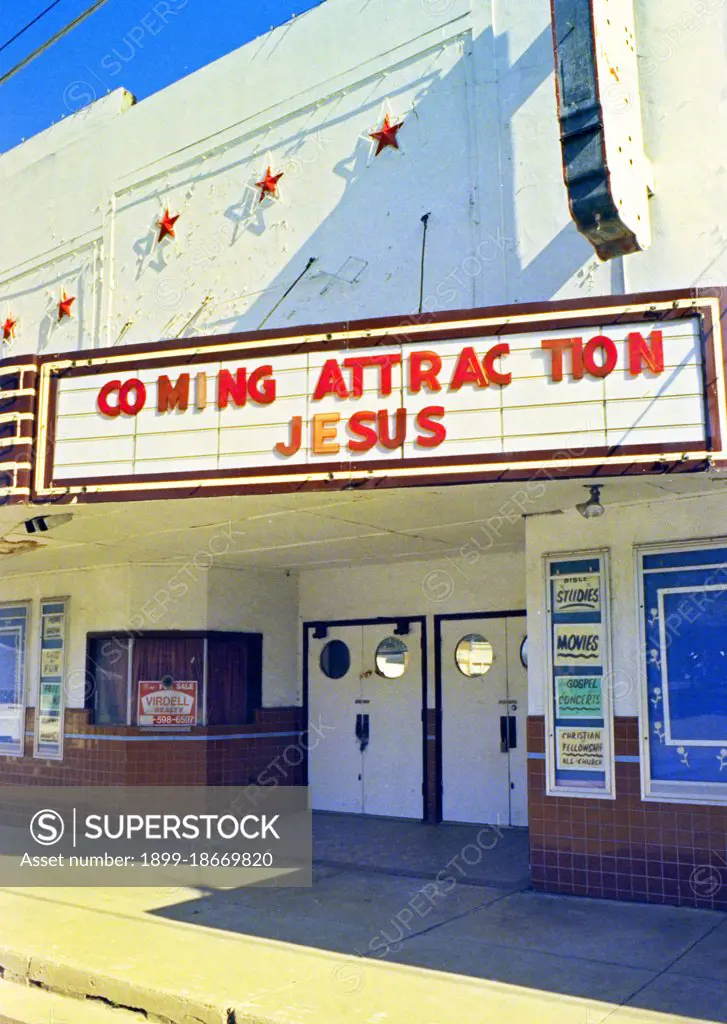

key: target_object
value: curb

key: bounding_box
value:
[0,947,232,1024]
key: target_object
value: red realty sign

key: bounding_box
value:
[138,680,198,728]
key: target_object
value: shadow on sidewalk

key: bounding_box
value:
[152,813,727,1022]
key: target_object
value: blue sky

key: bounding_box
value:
[0,0,324,152]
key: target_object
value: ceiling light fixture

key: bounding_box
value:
[24,513,74,535]
[576,485,605,520]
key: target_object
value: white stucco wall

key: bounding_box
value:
[1,0,725,360]
[525,490,727,717]
[0,561,299,709]
[0,565,130,708]
[298,550,526,707]
[207,566,299,707]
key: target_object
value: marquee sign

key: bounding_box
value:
[30,290,726,502]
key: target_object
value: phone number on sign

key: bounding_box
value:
[143,716,194,726]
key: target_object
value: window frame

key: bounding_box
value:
[543,548,616,800]
[0,600,31,758]
[635,537,727,806]
[33,596,69,761]
[85,630,263,729]
[453,632,495,678]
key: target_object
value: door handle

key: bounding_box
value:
[355,713,370,752]
[500,715,517,752]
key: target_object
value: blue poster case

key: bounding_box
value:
[34,599,68,760]
[640,544,727,802]
[0,604,29,758]
[546,551,614,797]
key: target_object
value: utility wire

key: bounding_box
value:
[0,0,112,88]
[0,0,65,54]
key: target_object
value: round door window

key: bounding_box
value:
[520,636,528,668]
[455,633,494,677]
[375,636,409,679]
[320,639,351,680]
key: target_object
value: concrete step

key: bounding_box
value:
[0,979,149,1024]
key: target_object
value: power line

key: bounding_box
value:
[0,0,112,89]
[0,0,65,55]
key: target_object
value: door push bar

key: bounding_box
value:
[355,713,370,752]
[500,715,517,753]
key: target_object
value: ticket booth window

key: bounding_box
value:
[87,636,130,726]
[132,636,204,725]
[207,634,262,725]
[86,632,262,727]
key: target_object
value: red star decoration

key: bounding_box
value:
[2,317,16,341]
[256,166,284,203]
[370,113,404,156]
[58,293,75,321]
[157,208,180,241]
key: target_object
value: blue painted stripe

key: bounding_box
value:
[527,752,640,763]
[551,558,600,575]
[644,549,727,571]
[60,730,301,742]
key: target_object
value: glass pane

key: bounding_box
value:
[375,637,409,679]
[520,636,528,668]
[0,605,29,756]
[88,637,130,725]
[320,639,350,680]
[455,633,494,677]
[36,598,68,759]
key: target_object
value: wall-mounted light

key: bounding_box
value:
[576,485,605,520]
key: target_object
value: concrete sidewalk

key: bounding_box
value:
[1,874,726,1024]
[1,816,725,1024]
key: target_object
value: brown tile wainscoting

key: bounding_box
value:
[528,715,727,911]
[0,707,306,787]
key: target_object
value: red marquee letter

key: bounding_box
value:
[158,373,190,412]
[248,365,276,405]
[415,406,446,448]
[118,379,146,416]
[410,351,442,393]
[449,347,489,391]
[583,336,618,378]
[218,369,247,409]
[98,380,122,417]
[378,409,407,450]
[483,343,511,386]
[628,330,664,376]
[313,359,349,400]
[348,410,378,453]
[541,338,573,382]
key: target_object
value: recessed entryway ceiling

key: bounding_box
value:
[0,474,721,573]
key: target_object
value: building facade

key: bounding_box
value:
[1,0,727,910]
